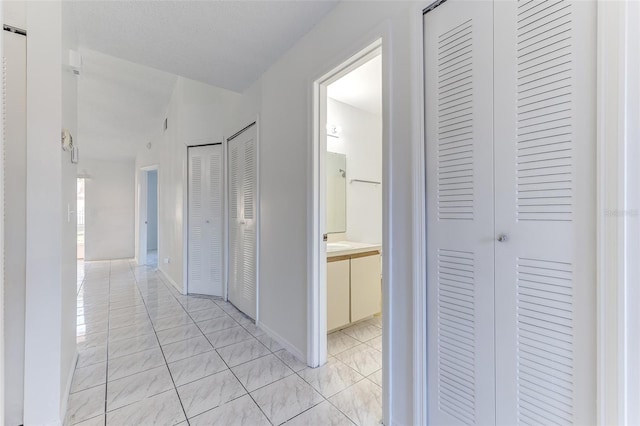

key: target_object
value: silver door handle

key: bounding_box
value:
[497,234,508,242]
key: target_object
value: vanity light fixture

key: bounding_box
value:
[326,123,343,138]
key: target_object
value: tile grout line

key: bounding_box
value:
[291,322,383,424]
[197,300,312,424]
[127,260,191,426]
[288,358,355,425]
[187,297,377,424]
[173,293,278,425]
[80,260,380,425]
[102,260,112,426]
[75,261,89,298]
[200,305,325,425]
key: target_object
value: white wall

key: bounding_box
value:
[82,158,135,260]
[135,76,241,292]
[4,0,25,29]
[61,1,79,414]
[146,170,158,251]
[23,1,77,424]
[229,2,418,423]
[327,98,382,244]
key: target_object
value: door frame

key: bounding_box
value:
[136,164,159,267]
[226,119,260,321]
[309,32,391,417]
[0,15,5,422]
[595,0,640,423]
[414,1,640,425]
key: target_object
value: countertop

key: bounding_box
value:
[326,240,382,258]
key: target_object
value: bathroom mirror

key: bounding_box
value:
[326,152,346,233]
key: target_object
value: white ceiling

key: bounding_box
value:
[70,1,340,160]
[68,0,339,93]
[77,48,177,160]
[328,54,382,116]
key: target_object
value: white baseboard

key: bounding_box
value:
[158,267,184,295]
[59,350,78,424]
[257,320,306,363]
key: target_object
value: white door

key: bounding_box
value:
[425,2,496,424]
[228,123,257,319]
[425,1,596,424]
[493,1,596,424]
[188,144,224,296]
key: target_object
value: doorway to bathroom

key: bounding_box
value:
[310,39,385,419]
[77,178,85,260]
[145,169,158,266]
[137,166,159,267]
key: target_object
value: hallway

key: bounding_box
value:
[68,260,382,425]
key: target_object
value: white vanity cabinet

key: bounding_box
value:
[327,259,350,331]
[350,254,382,322]
[327,247,381,332]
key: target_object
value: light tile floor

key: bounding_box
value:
[68,259,383,426]
[147,250,158,266]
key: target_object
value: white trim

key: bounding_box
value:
[257,320,305,362]
[412,3,430,426]
[59,351,78,424]
[379,27,392,426]
[596,2,627,424]
[309,76,326,370]
[158,266,184,295]
[621,1,640,423]
[0,5,5,422]
[308,77,320,369]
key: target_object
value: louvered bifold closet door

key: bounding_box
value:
[228,142,243,312]
[228,123,257,320]
[240,131,257,319]
[493,1,596,424]
[188,144,224,296]
[208,147,224,296]
[424,2,496,424]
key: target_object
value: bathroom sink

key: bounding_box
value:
[327,243,351,250]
